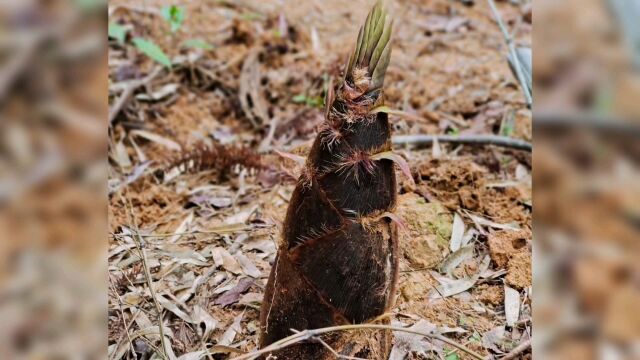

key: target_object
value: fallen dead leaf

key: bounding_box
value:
[504,285,520,327]
[210,247,243,274]
[449,212,465,252]
[214,278,254,307]
[218,313,243,346]
[234,252,262,278]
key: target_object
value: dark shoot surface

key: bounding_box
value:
[259,2,399,358]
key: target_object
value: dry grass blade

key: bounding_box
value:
[124,195,170,360]
[109,66,163,124]
[486,0,532,107]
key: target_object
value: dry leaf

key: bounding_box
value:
[112,139,132,168]
[224,205,258,224]
[482,326,506,353]
[214,278,253,306]
[218,313,243,346]
[243,238,276,255]
[432,136,442,158]
[177,351,205,360]
[429,275,478,299]
[467,213,520,231]
[449,212,465,251]
[169,212,193,243]
[136,83,179,101]
[439,245,474,275]
[121,291,144,306]
[239,292,263,306]
[192,305,218,340]
[156,294,194,323]
[210,247,242,274]
[131,129,181,151]
[160,244,208,266]
[389,319,441,360]
[504,285,520,327]
[234,252,262,278]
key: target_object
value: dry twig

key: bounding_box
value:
[392,134,532,151]
[109,223,258,239]
[230,323,485,360]
[290,329,367,360]
[499,338,531,360]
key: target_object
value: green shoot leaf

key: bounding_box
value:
[183,39,214,50]
[108,22,128,44]
[133,38,172,68]
[75,0,105,11]
[161,5,185,32]
[292,94,307,103]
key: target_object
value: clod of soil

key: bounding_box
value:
[397,193,452,269]
[506,251,532,289]
[475,284,505,306]
[487,229,531,268]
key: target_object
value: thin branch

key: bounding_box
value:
[500,338,531,360]
[534,111,640,137]
[486,0,532,107]
[230,323,485,360]
[108,279,136,359]
[124,195,169,360]
[392,134,532,151]
[136,241,169,360]
[109,66,163,124]
[109,223,267,240]
[290,329,367,360]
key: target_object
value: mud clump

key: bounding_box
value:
[418,158,531,227]
[488,230,532,289]
[506,251,532,289]
[396,193,452,269]
[475,284,505,306]
[487,230,530,268]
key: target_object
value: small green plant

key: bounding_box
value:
[445,351,461,360]
[500,111,515,137]
[292,94,323,108]
[161,5,185,32]
[132,38,172,68]
[108,22,128,44]
[447,127,460,135]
